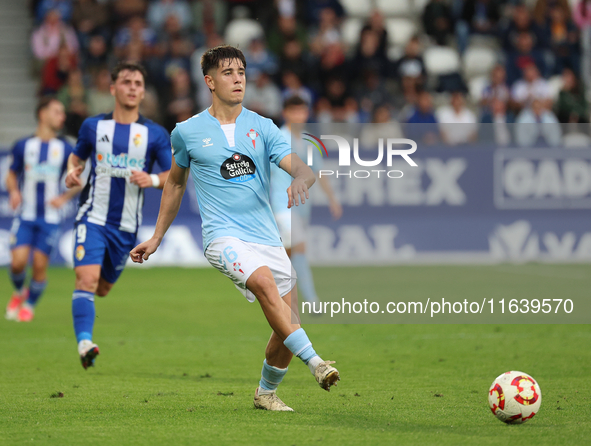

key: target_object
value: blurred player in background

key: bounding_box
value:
[5,97,79,322]
[65,62,171,370]
[270,96,342,306]
[131,45,340,412]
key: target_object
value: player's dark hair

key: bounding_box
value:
[111,61,147,83]
[200,45,247,77]
[35,96,59,120]
[283,96,308,109]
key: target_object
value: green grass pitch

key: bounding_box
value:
[0,265,590,445]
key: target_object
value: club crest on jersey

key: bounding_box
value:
[133,133,142,147]
[247,129,259,149]
[75,245,85,261]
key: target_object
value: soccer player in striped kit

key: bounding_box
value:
[65,62,172,369]
[5,97,79,322]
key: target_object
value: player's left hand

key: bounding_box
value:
[50,195,67,209]
[287,178,309,208]
[129,171,153,188]
[130,237,162,263]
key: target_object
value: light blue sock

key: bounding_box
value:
[259,359,288,391]
[283,328,318,364]
[9,270,26,292]
[72,290,95,343]
[291,253,319,303]
[26,280,47,306]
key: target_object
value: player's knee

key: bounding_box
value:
[75,274,99,294]
[10,259,27,274]
[252,275,279,302]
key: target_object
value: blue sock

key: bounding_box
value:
[259,359,288,391]
[9,270,26,292]
[72,290,95,343]
[26,280,47,306]
[291,253,319,303]
[283,328,318,364]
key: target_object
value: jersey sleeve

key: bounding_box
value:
[73,119,94,160]
[171,125,190,168]
[9,139,25,174]
[264,119,291,167]
[152,125,172,171]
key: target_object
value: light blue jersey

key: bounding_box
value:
[171,107,291,250]
[269,125,322,221]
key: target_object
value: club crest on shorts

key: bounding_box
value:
[75,245,85,261]
[247,129,259,149]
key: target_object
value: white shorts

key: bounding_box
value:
[205,236,296,302]
[274,211,306,249]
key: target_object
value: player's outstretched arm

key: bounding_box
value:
[65,153,85,188]
[130,161,189,263]
[279,153,316,208]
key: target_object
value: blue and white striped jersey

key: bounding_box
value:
[74,113,172,233]
[9,135,73,224]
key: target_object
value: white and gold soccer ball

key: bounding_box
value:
[488,371,542,424]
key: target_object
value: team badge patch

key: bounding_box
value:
[220,153,256,183]
[133,133,142,147]
[75,245,85,261]
[247,129,259,149]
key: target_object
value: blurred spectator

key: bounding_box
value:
[555,68,589,123]
[72,0,110,46]
[395,36,426,87]
[350,29,389,83]
[31,9,79,61]
[113,16,157,61]
[481,64,510,111]
[279,38,311,84]
[422,0,453,46]
[501,4,547,53]
[360,105,403,148]
[57,68,88,136]
[545,5,580,75]
[515,98,562,146]
[510,62,553,111]
[163,67,196,131]
[82,33,110,77]
[315,80,358,124]
[480,98,513,146]
[306,0,345,25]
[405,90,439,145]
[309,7,342,57]
[192,0,227,36]
[360,10,388,59]
[355,70,392,122]
[111,0,147,26]
[573,0,591,29]
[267,15,309,57]
[244,37,279,82]
[505,31,547,85]
[455,0,502,54]
[533,0,572,25]
[281,71,314,107]
[190,33,224,110]
[154,15,194,87]
[147,0,193,32]
[36,0,73,23]
[243,72,283,122]
[39,44,77,95]
[436,91,478,145]
[87,67,115,116]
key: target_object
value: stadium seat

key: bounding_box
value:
[413,0,430,14]
[385,18,416,47]
[564,132,591,148]
[468,75,489,103]
[547,75,564,101]
[424,46,461,76]
[375,0,412,17]
[224,19,264,49]
[341,0,372,17]
[463,46,498,79]
[342,17,364,48]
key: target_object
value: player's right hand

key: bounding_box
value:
[9,190,21,210]
[65,165,84,188]
[130,237,161,263]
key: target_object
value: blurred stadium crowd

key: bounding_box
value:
[27,0,591,146]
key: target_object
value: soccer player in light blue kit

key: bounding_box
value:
[270,96,342,307]
[65,62,171,369]
[131,46,340,411]
[5,97,79,322]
